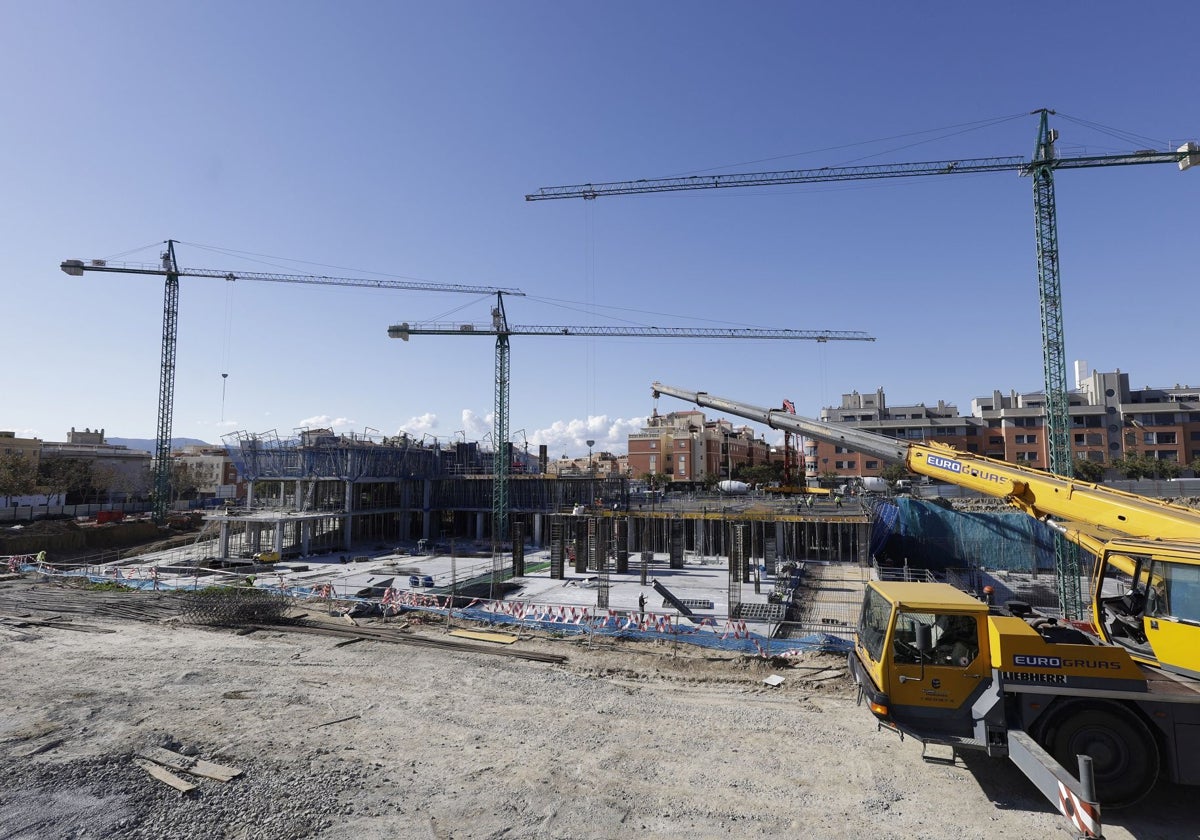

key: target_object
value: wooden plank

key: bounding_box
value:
[309,713,361,731]
[137,746,242,782]
[191,757,243,782]
[448,629,518,645]
[133,758,197,794]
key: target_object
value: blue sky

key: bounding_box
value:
[3,2,1195,457]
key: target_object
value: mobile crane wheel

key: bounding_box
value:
[1044,702,1160,808]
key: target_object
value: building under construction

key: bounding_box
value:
[212,428,871,572]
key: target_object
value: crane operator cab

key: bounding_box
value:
[1094,541,1200,671]
[853,583,991,743]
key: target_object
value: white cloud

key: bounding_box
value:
[298,415,356,430]
[528,414,647,458]
[395,413,439,437]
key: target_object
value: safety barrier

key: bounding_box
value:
[7,557,852,658]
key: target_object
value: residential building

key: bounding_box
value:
[0,431,41,470]
[626,409,769,486]
[39,427,152,502]
[173,444,245,501]
[813,363,1200,481]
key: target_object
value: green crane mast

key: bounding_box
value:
[527,112,1198,618]
[62,240,523,524]
[390,301,874,596]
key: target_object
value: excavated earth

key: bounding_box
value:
[0,577,1193,840]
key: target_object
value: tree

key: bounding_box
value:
[0,452,37,505]
[641,471,670,490]
[1112,454,1157,480]
[39,458,94,504]
[1072,458,1105,484]
[170,462,205,503]
[880,463,909,484]
[1152,458,1182,480]
[734,463,781,486]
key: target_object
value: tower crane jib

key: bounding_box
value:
[61,240,523,524]
[389,291,874,596]
[527,113,1198,619]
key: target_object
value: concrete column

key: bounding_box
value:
[532,513,542,548]
[218,520,230,559]
[294,479,303,511]
[246,481,256,508]
[344,483,355,551]
[422,479,433,541]
[475,512,485,542]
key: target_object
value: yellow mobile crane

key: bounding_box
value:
[652,382,1200,838]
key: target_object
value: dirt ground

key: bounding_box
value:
[0,579,1195,840]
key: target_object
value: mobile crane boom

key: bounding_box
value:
[652,381,1200,831]
[535,112,1199,619]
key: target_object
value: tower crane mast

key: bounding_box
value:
[527,111,1199,619]
[389,294,874,596]
[62,239,523,524]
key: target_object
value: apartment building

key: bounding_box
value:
[173,444,245,500]
[626,409,769,485]
[39,427,153,501]
[812,364,1200,480]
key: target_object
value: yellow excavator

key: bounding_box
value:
[652,382,1200,839]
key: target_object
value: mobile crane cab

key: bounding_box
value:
[651,381,1200,836]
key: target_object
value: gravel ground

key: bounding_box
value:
[0,581,1194,840]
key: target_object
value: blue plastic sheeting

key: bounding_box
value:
[454,606,854,656]
[878,497,1056,573]
[869,502,900,558]
[19,564,856,658]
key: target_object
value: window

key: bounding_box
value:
[865,461,879,470]
[892,610,980,667]
[989,436,1003,445]
[834,460,856,470]
[1015,452,1038,462]
[856,588,890,663]
[1015,434,1037,445]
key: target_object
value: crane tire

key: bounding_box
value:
[1046,703,1159,808]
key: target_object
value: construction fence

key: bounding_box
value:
[6,554,853,658]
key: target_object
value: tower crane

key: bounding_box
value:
[61,239,524,524]
[527,110,1200,619]
[389,293,874,593]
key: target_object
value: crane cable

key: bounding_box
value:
[220,277,235,422]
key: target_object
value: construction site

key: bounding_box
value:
[11,421,876,656]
